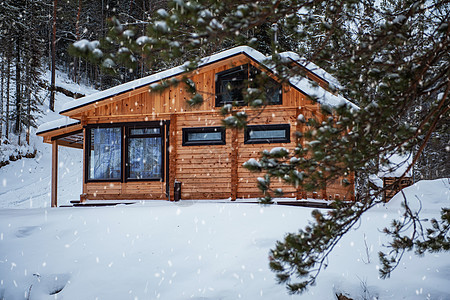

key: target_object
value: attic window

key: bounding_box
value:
[215,64,282,107]
[215,65,248,106]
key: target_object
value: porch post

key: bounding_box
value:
[51,140,58,207]
[230,128,238,201]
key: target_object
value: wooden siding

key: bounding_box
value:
[175,112,232,199]
[40,52,355,202]
[84,181,166,200]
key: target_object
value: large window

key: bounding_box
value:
[86,123,165,182]
[126,126,163,180]
[244,124,290,144]
[87,127,122,181]
[182,127,226,146]
[215,64,282,107]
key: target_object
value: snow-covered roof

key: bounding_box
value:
[60,46,356,114]
[289,75,358,110]
[277,52,342,89]
[36,117,80,135]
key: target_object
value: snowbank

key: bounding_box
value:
[0,179,448,299]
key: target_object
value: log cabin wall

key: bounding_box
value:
[62,53,354,201]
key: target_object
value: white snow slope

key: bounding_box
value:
[1,71,450,300]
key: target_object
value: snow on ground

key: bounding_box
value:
[0,175,449,299]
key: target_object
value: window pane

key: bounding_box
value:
[89,127,122,180]
[188,131,222,141]
[182,127,225,146]
[245,124,290,144]
[216,65,248,106]
[250,129,286,139]
[128,137,162,179]
[266,84,282,105]
[130,128,160,135]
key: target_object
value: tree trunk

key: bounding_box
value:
[50,0,57,112]
[0,60,4,141]
[25,62,31,145]
[74,0,82,83]
[15,38,22,141]
[5,55,11,141]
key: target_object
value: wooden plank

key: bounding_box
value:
[176,169,231,176]
[169,113,177,200]
[230,128,239,201]
[180,192,231,200]
[174,162,231,169]
[176,153,231,160]
[51,141,58,207]
[82,128,86,202]
[86,193,167,200]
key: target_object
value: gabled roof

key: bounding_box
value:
[38,46,357,135]
[59,46,356,115]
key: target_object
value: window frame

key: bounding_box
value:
[215,63,282,107]
[215,64,248,107]
[85,122,166,183]
[244,124,291,144]
[182,126,226,146]
[125,124,165,182]
[85,124,123,183]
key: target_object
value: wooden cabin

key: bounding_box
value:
[37,46,356,206]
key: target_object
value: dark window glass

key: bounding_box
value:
[182,127,226,146]
[249,65,282,105]
[244,124,290,144]
[88,127,122,180]
[215,65,248,106]
[215,64,282,106]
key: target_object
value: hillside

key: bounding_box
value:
[0,70,96,208]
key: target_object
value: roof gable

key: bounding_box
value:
[59,46,356,116]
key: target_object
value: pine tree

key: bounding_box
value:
[46,0,450,293]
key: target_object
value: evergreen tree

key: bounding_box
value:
[70,0,449,293]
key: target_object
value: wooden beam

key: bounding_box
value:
[81,127,87,203]
[296,106,303,200]
[169,113,177,201]
[230,128,238,201]
[51,140,58,207]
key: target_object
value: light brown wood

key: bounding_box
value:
[51,140,58,207]
[169,113,177,200]
[37,52,355,203]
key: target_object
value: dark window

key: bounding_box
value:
[126,125,163,180]
[244,124,290,144]
[215,65,248,106]
[87,126,122,181]
[182,127,226,146]
[215,64,282,107]
[249,66,282,105]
